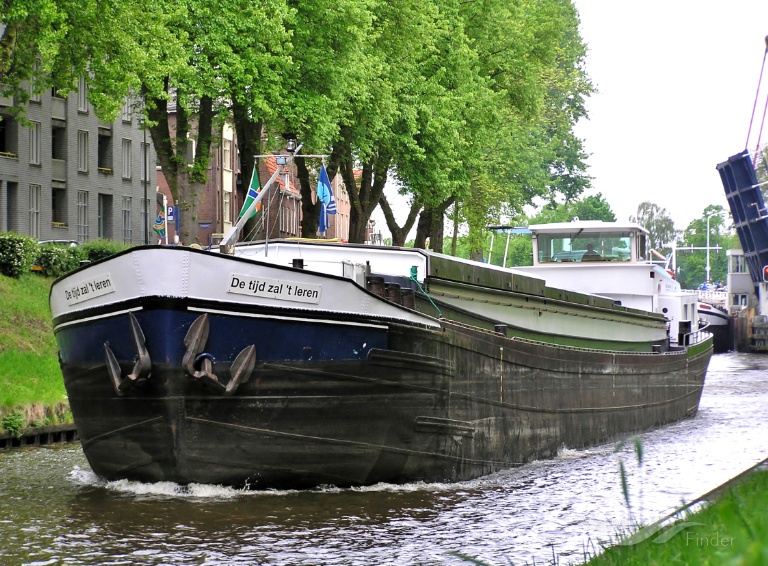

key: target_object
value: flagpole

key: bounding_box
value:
[219,140,329,253]
[219,164,283,252]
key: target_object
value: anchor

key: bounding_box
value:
[183,313,256,395]
[104,312,151,396]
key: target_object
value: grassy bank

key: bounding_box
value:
[0,273,70,434]
[585,468,768,565]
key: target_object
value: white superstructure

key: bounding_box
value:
[511,220,698,344]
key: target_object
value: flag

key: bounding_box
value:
[321,164,337,215]
[317,163,336,233]
[152,207,166,239]
[238,168,262,219]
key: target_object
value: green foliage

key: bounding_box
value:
[615,436,644,525]
[4,0,593,246]
[631,202,677,252]
[80,239,131,262]
[587,471,768,565]
[0,233,39,278]
[676,206,730,288]
[34,243,85,278]
[1,412,25,438]
[0,273,70,426]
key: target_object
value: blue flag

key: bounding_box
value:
[317,164,336,233]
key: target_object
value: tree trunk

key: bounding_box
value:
[379,195,420,247]
[232,102,263,240]
[339,132,390,244]
[414,197,454,251]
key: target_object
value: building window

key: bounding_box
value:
[223,139,232,171]
[98,133,113,173]
[52,188,67,226]
[6,182,19,232]
[29,184,41,238]
[51,125,67,160]
[77,190,89,242]
[223,191,231,224]
[121,97,131,122]
[98,194,112,239]
[77,76,88,112]
[185,136,195,164]
[29,85,41,103]
[29,121,41,165]
[29,62,41,102]
[78,130,89,172]
[0,116,19,157]
[122,196,132,243]
[122,138,132,179]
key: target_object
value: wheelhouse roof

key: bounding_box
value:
[527,220,649,235]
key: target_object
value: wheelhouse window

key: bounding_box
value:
[536,231,634,263]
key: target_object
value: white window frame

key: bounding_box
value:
[223,190,231,224]
[29,121,41,165]
[121,97,132,122]
[77,190,89,242]
[78,130,89,172]
[122,196,132,243]
[29,184,41,238]
[28,61,42,102]
[28,85,41,103]
[122,138,132,179]
[223,139,232,171]
[77,76,88,112]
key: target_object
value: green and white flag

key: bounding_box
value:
[238,168,261,219]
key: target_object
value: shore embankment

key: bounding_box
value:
[585,459,768,565]
[0,273,73,441]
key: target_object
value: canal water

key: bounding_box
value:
[1,352,767,565]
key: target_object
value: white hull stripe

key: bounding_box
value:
[53,305,391,332]
[53,307,144,332]
[187,306,390,330]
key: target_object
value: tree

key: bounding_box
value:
[143,0,294,244]
[1,0,181,120]
[630,202,677,253]
[3,0,593,250]
[676,205,728,289]
[433,0,593,258]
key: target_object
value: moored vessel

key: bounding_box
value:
[50,226,712,489]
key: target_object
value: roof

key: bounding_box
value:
[527,220,649,235]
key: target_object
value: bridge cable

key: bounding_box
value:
[745,35,768,155]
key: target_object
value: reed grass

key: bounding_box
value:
[584,469,768,565]
[0,273,70,429]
